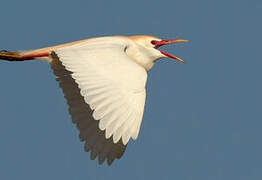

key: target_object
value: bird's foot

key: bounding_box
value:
[0,50,22,61]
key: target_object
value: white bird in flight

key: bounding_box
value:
[0,35,187,165]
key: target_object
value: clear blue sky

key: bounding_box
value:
[0,0,261,179]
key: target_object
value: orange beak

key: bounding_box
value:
[151,39,188,63]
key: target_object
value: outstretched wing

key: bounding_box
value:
[51,39,147,164]
[51,59,126,165]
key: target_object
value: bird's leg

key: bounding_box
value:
[0,50,49,61]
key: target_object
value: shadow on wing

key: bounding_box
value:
[50,52,127,165]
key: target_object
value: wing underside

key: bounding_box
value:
[50,39,147,165]
[51,56,127,165]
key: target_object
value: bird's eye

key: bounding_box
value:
[151,40,161,49]
[151,40,158,45]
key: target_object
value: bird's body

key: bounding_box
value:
[21,36,163,70]
[0,35,187,165]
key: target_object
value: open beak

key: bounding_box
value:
[152,39,188,63]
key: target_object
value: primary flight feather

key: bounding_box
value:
[0,35,187,165]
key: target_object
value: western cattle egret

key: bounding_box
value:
[0,35,187,165]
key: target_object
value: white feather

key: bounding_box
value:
[54,37,147,145]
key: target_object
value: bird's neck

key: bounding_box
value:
[125,44,155,71]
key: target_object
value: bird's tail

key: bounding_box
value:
[0,50,49,62]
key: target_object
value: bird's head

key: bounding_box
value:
[130,35,188,63]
